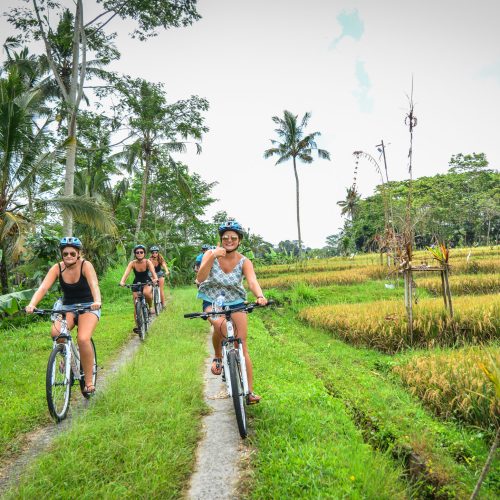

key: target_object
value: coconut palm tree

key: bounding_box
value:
[337,185,361,220]
[264,110,331,257]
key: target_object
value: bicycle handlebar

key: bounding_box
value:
[119,282,154,288]
[33,305,94,315]
[184,300,275,320]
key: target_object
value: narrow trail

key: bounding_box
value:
[187,329,246,499]
[0,328,144,495]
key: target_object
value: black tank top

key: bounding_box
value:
[154,263,162,273]
[58,260,93,305]
[133,261,149,284]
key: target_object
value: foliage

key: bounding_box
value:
[336,155,500,251]
[0,289,34,316]
[416,273,500,296]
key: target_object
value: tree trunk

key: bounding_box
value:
[133,148,151,249]
[292,157,302,258]
[0,246,8,294]
[62,124,77,235]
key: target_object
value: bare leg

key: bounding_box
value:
[76,312,99,388]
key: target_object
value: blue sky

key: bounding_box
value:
[1,0,499,247]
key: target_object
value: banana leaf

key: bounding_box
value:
[0,289,35,315]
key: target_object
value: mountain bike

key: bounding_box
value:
[33,306,97,422]
[184,301,273,438]
[121,282,152,340]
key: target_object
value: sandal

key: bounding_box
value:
[246,392,261,405]
[83,384,95,395]
[133,327,140,334]
[211,357,223,375]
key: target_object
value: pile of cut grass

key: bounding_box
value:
[393,347,500,431]
[5,288,206,498]
[416,273,500,296]
[299,294,500,353]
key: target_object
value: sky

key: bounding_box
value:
[2,0,500,248]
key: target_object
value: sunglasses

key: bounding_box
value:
[62,251,77,257]
[222,236,239,242]
[135,250,145,255]
[151,251,159,254]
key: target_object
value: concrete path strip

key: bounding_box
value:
[187,329,244,500]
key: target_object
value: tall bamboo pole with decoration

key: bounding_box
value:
[403,81,417,343]
[427,242,454,317]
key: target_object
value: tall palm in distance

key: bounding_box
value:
[264,110,331,257]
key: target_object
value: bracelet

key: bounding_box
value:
[257,295,264,299]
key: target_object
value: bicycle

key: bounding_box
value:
[121,282,152,340]
[184,301,273,438]
[33,306,97,422]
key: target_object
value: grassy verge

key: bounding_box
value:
[0,267,134,462]
[5,287,207,498]
[248,309,499,497]
[245,310,408,498]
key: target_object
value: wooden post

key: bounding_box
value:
[440,270,448,310]
[443,265,454,318]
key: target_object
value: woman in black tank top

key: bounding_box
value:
[25,237,101,394]
[119,244,158,331]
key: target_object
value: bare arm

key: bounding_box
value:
[147,260,158,282]
[243,259,267,305]
[162,261,169,275]
[25,264,60,313]
[119,261,134,286]
[197,246,225,283]
[83,261,101,310]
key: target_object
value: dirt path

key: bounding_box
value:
[0,331,143,495]
[187,330,246,499]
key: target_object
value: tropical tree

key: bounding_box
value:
[264,110,331,257]
[6,0,201,235]
[113,77,208,247]
[337,185,361,220]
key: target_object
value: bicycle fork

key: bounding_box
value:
[222,321,249,397]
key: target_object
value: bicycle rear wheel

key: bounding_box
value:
[46,343,71,422]
[153,286,162,315]
[79,338,97,399]
[142,303,150,333]
[228,349,247,438]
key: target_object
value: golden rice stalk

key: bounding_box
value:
[299,295,500,353]
[393,347,500,430]
[416,274,500,296]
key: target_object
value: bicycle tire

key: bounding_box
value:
[142,303,150,333]
[135,300,146,340]
[46,343,71,422]
[79,338,97,399]
[228,349,247,438]
[153,286,162,315]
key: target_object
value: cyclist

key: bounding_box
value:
[148,245,170,308]
[197,220,267,404]
[194,244,210,273]
[25,237,101,395]
[119,244,158,330]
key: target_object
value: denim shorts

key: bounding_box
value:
[202,300,245,312]
[52,299,101,322]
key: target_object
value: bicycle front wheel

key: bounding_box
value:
[153,286,162,315]
[135,301,146,340]
[46,343,71,422]
[79,338,97,399]
[228,349,247,438]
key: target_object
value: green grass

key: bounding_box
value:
[246,308,499,498]
[5,288,207,498]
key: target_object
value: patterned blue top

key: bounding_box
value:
[197,257,247,305]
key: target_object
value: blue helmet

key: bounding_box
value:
[218,220,244,239]
[201,244,210,251]
[59,236,82,249]
[150,245,160,252]
[133,244,146,253]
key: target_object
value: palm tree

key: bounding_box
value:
[337,186,361,220]
[264,110,330,257]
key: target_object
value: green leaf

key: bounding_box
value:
[0,289,35,315]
